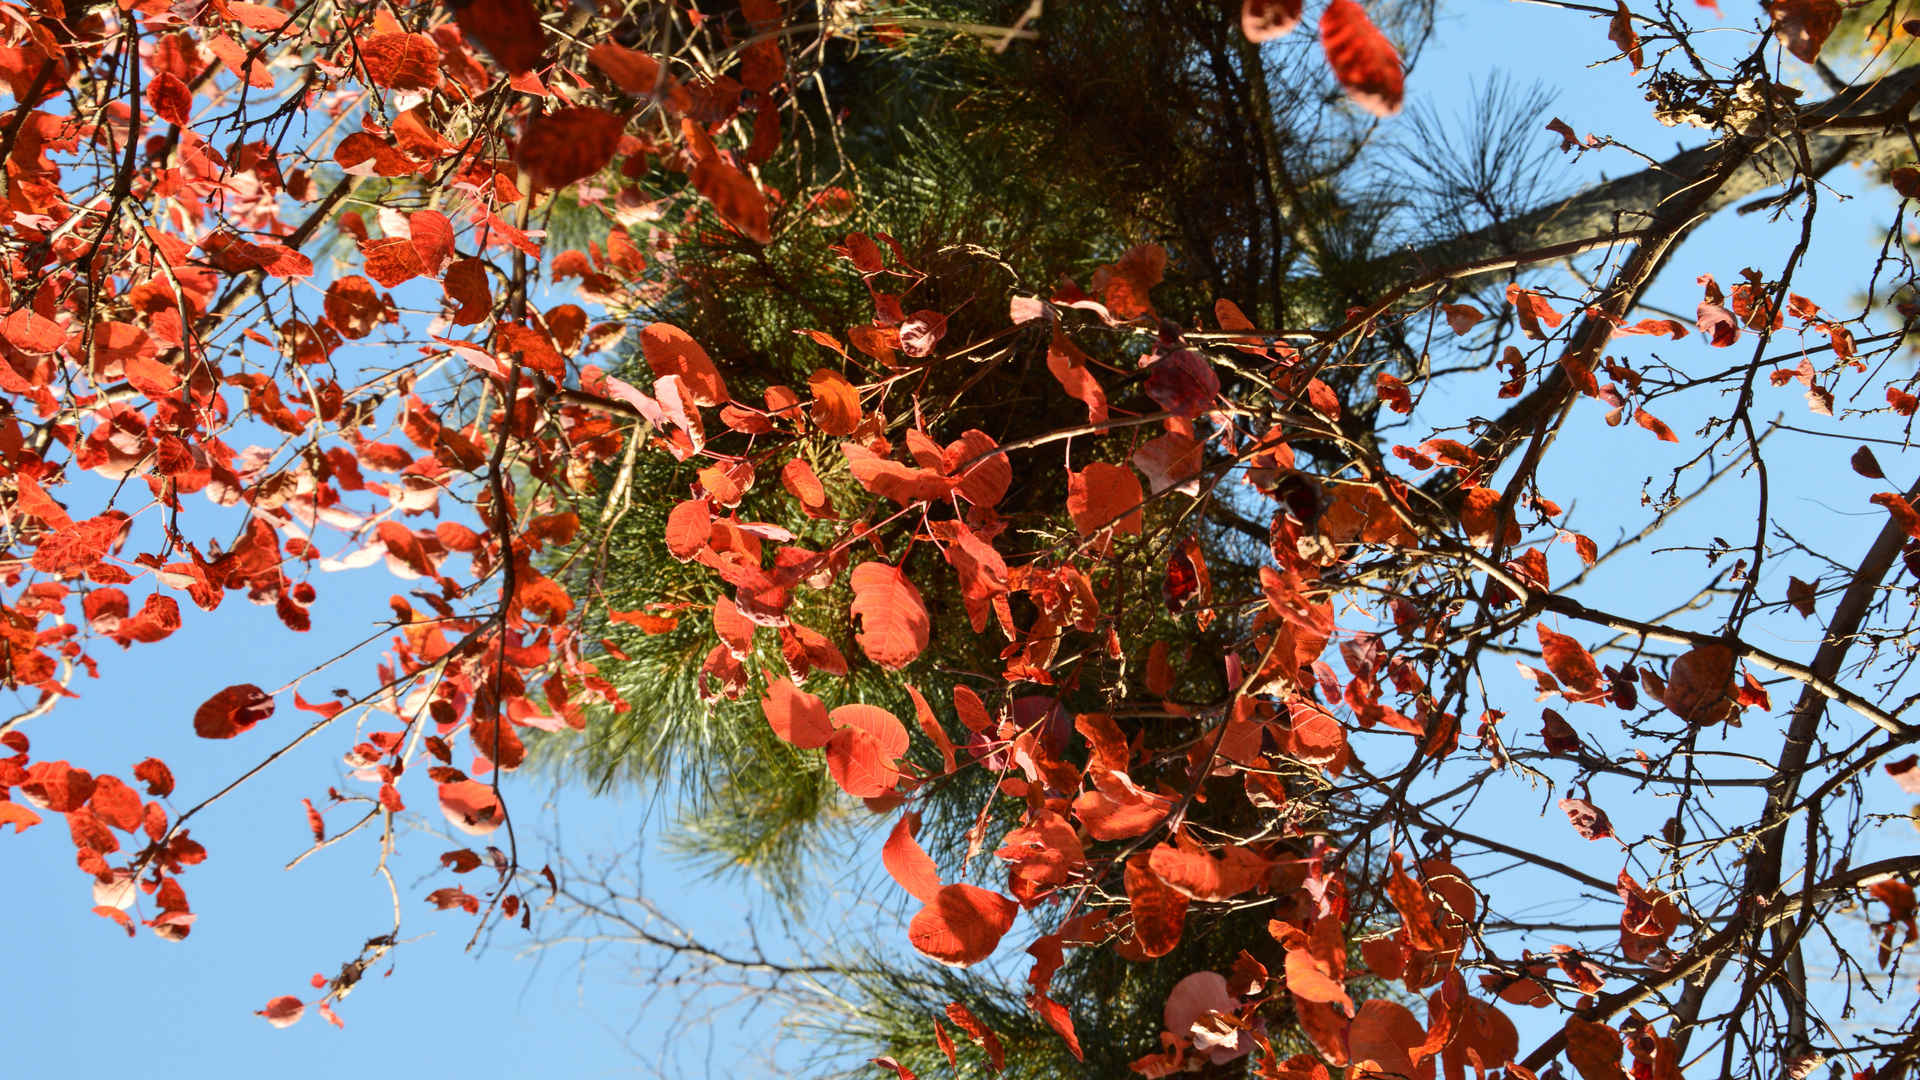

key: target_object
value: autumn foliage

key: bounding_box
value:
[7,0,1920,1076]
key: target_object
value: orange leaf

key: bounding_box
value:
[1563,1017,1627,1080]
[1068,463,1144,537]
[1349,999,1426,1078]
[884,810,943,904]
[1607,1,1643,71]
[808,368,861,435]
[692,155,773,245]
[1662,644,1738,726]
[1872,491,1920,540]
[909,884,1018,967]
[825,725,900,798]
[664,498,712,560]
[1633,408,1678,443]
[1536,623,1601,696]
[0,801,41,833]
[830,703,910,759]
[946,1001,1007,1072]
[1285,942,1355,1011]
[1046,327,1109,423]
[906,683,958,775]
[1125,852,1188,958]
[849,562,930,669]
[437,780,504,835]
[1320,0,1403,118]
[642,323,729,406]
[761,677,831,748]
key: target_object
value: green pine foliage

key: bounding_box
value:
[531,1,1468,1070]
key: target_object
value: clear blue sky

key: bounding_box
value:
[8,4,1915,1078]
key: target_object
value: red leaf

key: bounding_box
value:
[1786,576,1817,617]
[1377,372,1413,414]
[1769,0,1841,63]
[1662,644,1738,726]
[780,458,831,514]
[904,686,957,777]
[324,276,391,339]
[909,884,1018,967]
[692,154,773,245]
[1029,992,1083,1061]
[664,498,713,560]
[88,774,142,832]
[1508,286,1565,339]
[1320,0,1404,117]
[442,258,491,325]
[258,995,305,1028]
[1285,941,1354,1010]
[831,704,910,759]
[132,757,174,797]
[193,684,276,739]
[518,107,624,192]
[761,677,832,749]
[808,368,862,435]
[1536,624,1602,696]
[32,514,124,577]
[849,561,930,669]
[1853,445,1886,479]
[1885,755,1920,795]
[642,323,728,406]
[884,810,943,903]
[1148,842,1272,901]
[303,798,325,842]
[1125,852,1188,958]
[934,1019,958,1068]
[1873,491,1920,540]
[453,0,548,74]
[1350,999,1426,1077]
[437,779,504,835]
[824,725,900,798]
[1144,349,1220,419]
[1,308,63,353]
[358,33,442,91]
[1564,1017,1627,1080]
[1559,795,1614,840]
[1696,302,1739,347]
[1046,328,1109,424]
[588,42,688,111]
[900,310,947,358]
[1633,409,1678,442]
[0,801,41,833]
[946,1002,1007,1072]
[1068,463,1145,537]
[147,72,192,126]
[843,444,955,505]
[1243,0,1303,40]
[1607,0,1644,71]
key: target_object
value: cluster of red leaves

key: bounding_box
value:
[0,2,1906,1077]
[0,729,196,939]
[0,0,813,1021]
